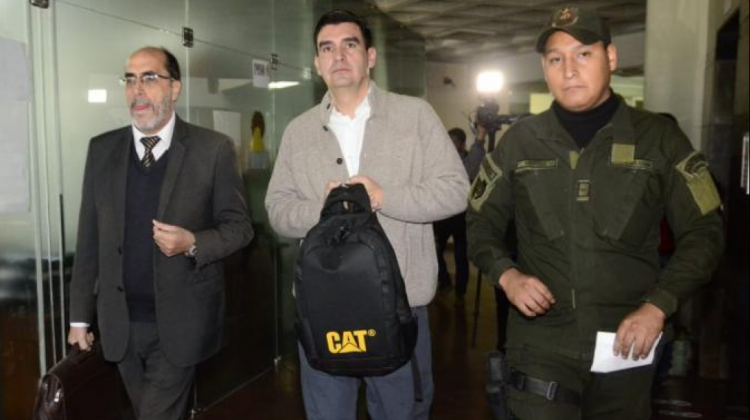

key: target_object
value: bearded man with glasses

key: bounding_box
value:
[67,46,253,420]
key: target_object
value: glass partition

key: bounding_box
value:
[188,0,275,58]
[1,0,426,416]
[58,0,187,37]
[183,35,278,409]
[56,1,188,253]
[1,1,42,418]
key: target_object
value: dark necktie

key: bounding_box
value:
[140,136,161,168]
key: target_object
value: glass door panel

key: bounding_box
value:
[1,1,44,418]
[57,0,187,39]
[56,2,187,253]
[183,39,277,409]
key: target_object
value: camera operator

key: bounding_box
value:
[434,126,487,303]
[461,126,488,181]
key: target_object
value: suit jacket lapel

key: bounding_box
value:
[157,117,187,220]
[110,130,132,247]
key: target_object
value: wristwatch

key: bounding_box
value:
[186,244,198,258]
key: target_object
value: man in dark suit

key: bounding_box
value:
[67,46,253,420]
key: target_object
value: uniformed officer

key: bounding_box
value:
[468,6,724,420]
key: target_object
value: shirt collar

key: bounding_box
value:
[132,112,176,158]
[330,94,371,124]
[320,82,383,125]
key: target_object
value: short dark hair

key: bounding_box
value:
[161,47,181,81]
[448,128,467,144]
[132,47,181,81]
[314,10,374,52]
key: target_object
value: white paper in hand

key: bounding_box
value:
[591,332,663,374]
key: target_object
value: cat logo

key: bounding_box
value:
[326,330,377,354]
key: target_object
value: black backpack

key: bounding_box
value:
[295,184,418,378]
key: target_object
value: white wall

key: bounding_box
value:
[644,0,744,150]
[425,62,483,137]
[644,1,712,149]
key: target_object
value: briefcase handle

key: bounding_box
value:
[66,342,102,365]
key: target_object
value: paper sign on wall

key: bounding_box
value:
[252,59,270,89]
[0,37,32,214]
[0,102,30,214]
[0,37,32,102]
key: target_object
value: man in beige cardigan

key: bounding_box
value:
[265,9,469,420]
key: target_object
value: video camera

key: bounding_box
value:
[475,100,519,134]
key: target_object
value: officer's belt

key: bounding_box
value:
[509,371,581,406]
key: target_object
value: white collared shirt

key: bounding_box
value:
[328,97,371,177]
[132,112,177,161]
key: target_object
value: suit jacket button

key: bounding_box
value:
[117,247,123,255]
[117,286,124,292]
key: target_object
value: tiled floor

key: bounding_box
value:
[198,266,746,420]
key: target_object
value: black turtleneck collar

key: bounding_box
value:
[552,90,620,150]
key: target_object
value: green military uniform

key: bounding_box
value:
[467,98,724,419]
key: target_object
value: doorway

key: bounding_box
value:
[705,10,749,415]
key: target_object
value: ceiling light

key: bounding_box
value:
[87,89,107,103]
[269,81,300,90]
[476,71,505,94]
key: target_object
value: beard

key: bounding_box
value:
[130,95,173,133]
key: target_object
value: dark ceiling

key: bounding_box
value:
[367,0,648,62]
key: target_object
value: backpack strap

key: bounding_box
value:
[321,184,372,218]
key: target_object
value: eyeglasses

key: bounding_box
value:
[119,73,173,88]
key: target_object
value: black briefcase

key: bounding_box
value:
[32,344,129,420]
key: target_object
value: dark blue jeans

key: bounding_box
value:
[299,307,434,420]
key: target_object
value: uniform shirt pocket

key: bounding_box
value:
[513,160,565,243]
[594,160,661,248]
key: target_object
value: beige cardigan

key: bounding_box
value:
[265,83,470,307]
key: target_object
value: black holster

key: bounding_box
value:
[486,351,514,420]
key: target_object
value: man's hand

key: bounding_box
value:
[499,268,556,317]
[325,181,343,199]
[614,303,666,360]
[348,176,384,211]
[68,326,95,351]
[153,220,196,257]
